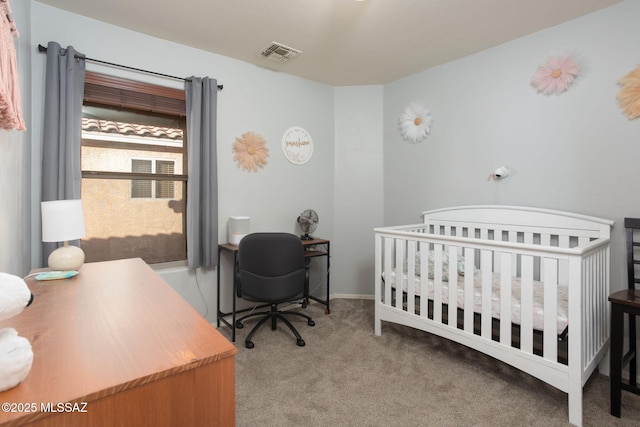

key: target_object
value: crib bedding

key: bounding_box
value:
[387,269,569,335]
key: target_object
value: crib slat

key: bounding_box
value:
[591,252,599,359]
[568,254,584,427]
[433,244,443,323]
[448,245,458,327]
[481,250,493,339]
[419,242,428,318]
[523,232,533,245]
[597,248,606,356]
[454,226,465,261]
[584,254,592,361]
[407,240,417,315]
[493,228,503,272]
[520,255,534,354]
[600,248,609,353]
[384,238,393,307]
[464,248,475,333]
[583,249,604,365]
[500,252,513,345]
[543,257,558,362]
[578,236,589,247]
[600,248,607,349]
[394,238,405,310]
[559,235,570,286]
[582,253,603,362]
[540,234,550,281]
[508,231,518,275]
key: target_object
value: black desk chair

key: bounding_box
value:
[609,218,640,417]
[234,232,315,349]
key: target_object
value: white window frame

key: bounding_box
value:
[130,157,176,200]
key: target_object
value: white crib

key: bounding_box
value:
[374,205,613,427]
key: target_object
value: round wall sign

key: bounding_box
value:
[282,126,313,165]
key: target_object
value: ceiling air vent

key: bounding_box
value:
[259,42,302,64]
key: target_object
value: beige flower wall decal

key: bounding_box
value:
[233,131,269,172]
[617,65,640,120]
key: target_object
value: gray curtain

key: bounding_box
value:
[185,77,218,269]
[41,42,86,265]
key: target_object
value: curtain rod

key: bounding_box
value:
[37,44,223,90]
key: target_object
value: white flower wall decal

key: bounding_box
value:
[399,102,433,143]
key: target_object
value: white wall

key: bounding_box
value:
[0,1,31,277]
[28,2,338,321]
[382,0,640,294]
[6,0,635,324]
[333,86,384,297]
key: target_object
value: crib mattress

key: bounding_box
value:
[387,269,569,335]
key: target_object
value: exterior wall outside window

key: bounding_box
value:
[81,142,186,263]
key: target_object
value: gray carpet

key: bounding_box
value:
[222,299,640,426]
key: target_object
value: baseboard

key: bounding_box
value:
[330,293,374,300]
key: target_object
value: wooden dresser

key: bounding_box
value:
[0,258,236,426]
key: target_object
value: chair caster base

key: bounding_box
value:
[236,321,244,329]
[308,319,315,326]
[245,340,254,349]
[296,338,305,347]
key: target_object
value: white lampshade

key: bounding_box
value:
[41,200,87,271]
[41,200,86,243]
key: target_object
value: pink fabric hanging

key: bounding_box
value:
[0,0,25,130]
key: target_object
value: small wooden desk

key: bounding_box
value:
[0,258,236,427]
[217,238,330,342]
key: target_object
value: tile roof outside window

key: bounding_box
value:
[82,118,183,140]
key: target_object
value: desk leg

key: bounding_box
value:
[217,247,222,328]
[325,242,331,314]
[304,259,310,308]
[217,247,238,342]
[232,252,237,342]
[610,303,623,418]
[630,312,637,388]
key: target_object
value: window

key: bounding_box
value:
[80,72,187,264]
[131,159,175,199]
[131,159,153,198]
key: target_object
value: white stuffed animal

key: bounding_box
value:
[0,272,34,392]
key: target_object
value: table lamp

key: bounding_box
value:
[41,200,87,271]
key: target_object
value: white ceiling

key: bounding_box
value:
[36,0,622,86]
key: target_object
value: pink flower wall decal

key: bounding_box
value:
[531,54,580,96]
